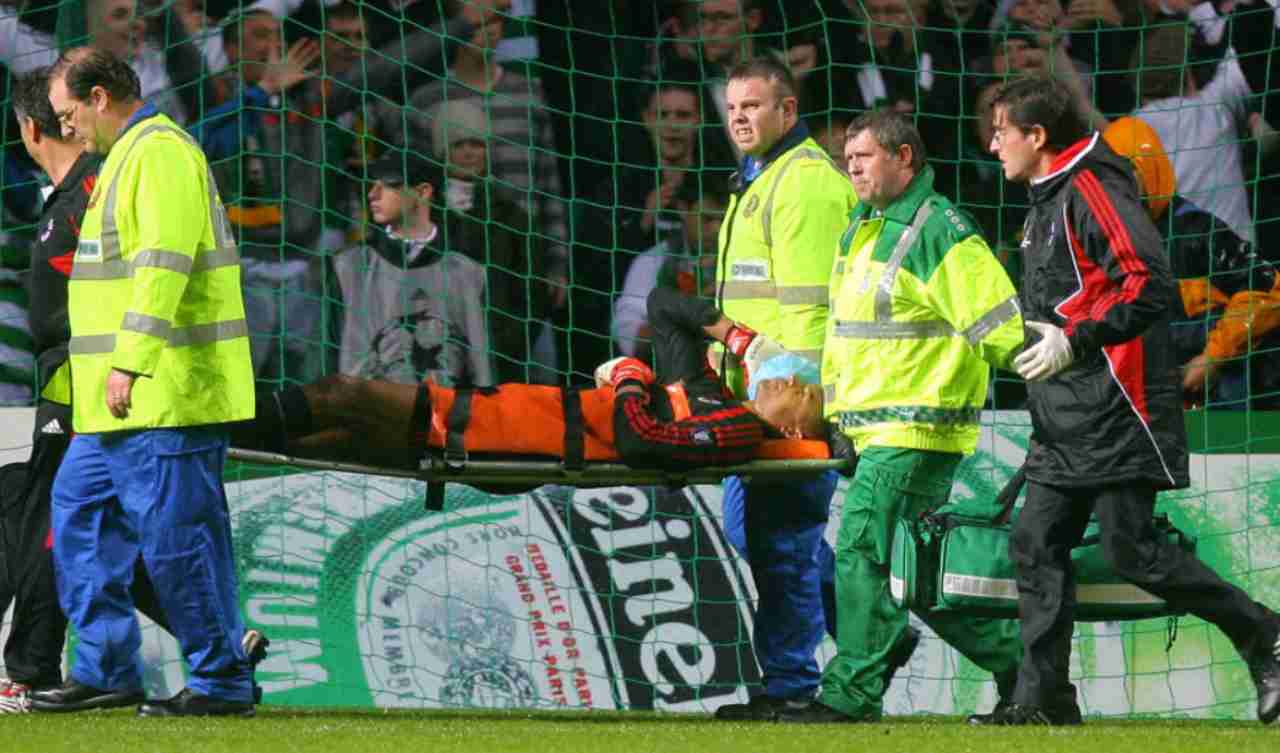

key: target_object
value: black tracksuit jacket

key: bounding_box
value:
[27,152,99,397]
[1019,134,1189,491]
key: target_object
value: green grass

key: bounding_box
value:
[7,709,1280,753]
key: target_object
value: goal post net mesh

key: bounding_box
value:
[0,0,1277,718]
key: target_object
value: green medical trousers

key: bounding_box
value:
[818,446,1022,719]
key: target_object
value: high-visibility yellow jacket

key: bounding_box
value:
[67,110,254,432]
[716,128,857,396]
[822,166,1023,455]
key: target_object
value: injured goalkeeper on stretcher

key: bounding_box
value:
[229,288,832,470]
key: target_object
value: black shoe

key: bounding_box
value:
[983,701,1083,726]
[137,687,255,718]
[714,693,809,721]
[1248,629,1280,724]
[29,679,143,713]
[243,629,270,705]
[777,701,874,724]
[967,668,1019,725]
[966,699,1014,725]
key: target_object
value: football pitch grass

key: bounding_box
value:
[7,709,1279,753]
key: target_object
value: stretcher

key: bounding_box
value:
[228,438,850,511]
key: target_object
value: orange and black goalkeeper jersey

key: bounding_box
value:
[611,384,773,470]
[610,287,775,469]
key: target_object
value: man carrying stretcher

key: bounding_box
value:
[230,288,832,468]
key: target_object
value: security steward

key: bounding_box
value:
[711,57,860,720]
[29,47,257,717]
[0,66,183,713]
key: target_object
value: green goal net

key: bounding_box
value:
[0,0,1278,719]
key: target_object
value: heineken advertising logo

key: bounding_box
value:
[301,479,759,711]
[534,484,757,711]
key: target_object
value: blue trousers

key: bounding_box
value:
[723,472,838,699]
[51,428,252,702]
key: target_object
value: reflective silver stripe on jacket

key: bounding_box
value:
[71,246,239,280]
[723,281,828,307]
[961,297,1020,347]
[776,285,828,306]
[874,204,934,322]
[69,256,129,280]
[68,333,116,355]
[833,318,956,340]
[68,318,249,354]
[130,248,194,274]
[134,247,239,275]
[720,280,778,300]
[167,319,249,347]
[121,311,171,339]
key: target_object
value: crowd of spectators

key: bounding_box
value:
[0,0,1278,410]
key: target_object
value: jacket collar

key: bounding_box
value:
[733,120,810,191]
[368,221,444,269]
[850,164,936,225]
[46,151,99,205]
[116,101,160,142]
[1029,132,1099,200]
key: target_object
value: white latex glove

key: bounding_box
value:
[1013,321,1074,382]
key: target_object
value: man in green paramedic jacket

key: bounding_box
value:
[782,109,1026,723]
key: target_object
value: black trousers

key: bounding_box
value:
[1009,480,1275,707]
[0,401,170,688]
[645,287,720,386]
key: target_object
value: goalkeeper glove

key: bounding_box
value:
[594,357,655,389]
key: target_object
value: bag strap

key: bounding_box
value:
[993,465,1026,525]
[562,386,585,470]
